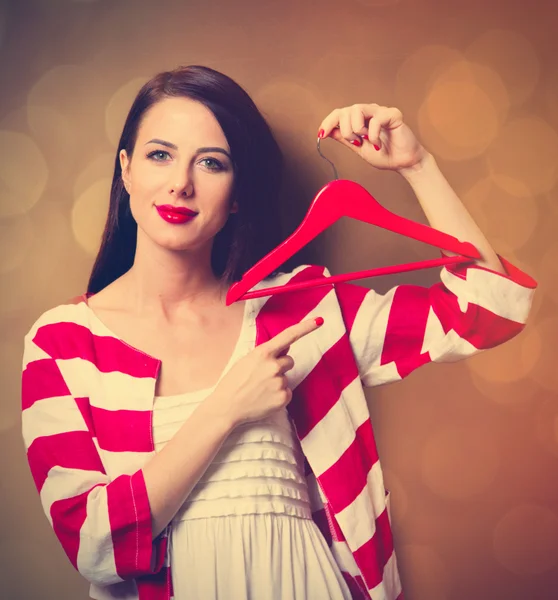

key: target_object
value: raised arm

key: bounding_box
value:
[317,103,537,386]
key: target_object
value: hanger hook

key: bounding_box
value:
[317,137,339,180]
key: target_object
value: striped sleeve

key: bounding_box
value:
[21,331,164,587]
[335,255,537,388]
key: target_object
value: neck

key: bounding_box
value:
[122,234,227,318]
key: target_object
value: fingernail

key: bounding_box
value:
[315,317,324,327]
[362,134,369,140]
[350,139,362,147]
[374,144,381,151]
[318,129,324,139]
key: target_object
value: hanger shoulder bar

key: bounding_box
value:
[239,256,474,301]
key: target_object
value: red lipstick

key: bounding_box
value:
[155,204,198,224]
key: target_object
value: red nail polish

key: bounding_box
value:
[374,144,381,151]
[350,139,362,147]
[315,317,324,327]
[362,135,369,140]
[318,129,324,139]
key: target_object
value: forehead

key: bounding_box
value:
[138,97,226,143]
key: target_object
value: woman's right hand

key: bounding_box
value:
[207,316,324,428]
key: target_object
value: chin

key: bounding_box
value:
[152,227,215,254]
[157,235,201,253]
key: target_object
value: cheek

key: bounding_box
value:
[209,175,235,205]
[128,174,163,214]
[127,188,158,228]
[131,172,162,196]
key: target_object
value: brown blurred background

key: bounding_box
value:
[1,0,557,598]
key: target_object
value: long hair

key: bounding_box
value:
[87,65,288,294]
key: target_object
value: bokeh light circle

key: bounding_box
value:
[0,131,49,217]
[487,117,558,195]
[421,424,500,499]
[433,59,510,120]
[466,29,540,106]
[468,373,540,410]
[465,324,541,385]
[27,105,76,161]
[418,69,502,161]
[27,64,108,148]
[461,175,537,251]
[74,153,116,200]
[28,64,96,113]
[493,504,558,574]
[395,45,463,115]
[0,214,35,274]
[71,178,111,256]
[105,77,148,147]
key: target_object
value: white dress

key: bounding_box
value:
[152,301,353,600]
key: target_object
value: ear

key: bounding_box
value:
[119,149,131,193]
[230,199,239,214]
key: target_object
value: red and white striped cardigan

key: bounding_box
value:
[21,258,536,600]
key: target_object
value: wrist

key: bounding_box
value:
[397,151,436,182]
[200,392,238,434]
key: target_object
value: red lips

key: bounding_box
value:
[156,204,198,216]
[155,204,198,224]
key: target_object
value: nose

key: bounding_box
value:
[168,165,194,198]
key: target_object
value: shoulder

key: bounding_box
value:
[24,273,129,340]
[24,294,90,342]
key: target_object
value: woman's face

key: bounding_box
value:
[120,96,236,253]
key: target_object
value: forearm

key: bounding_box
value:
[399,152,506,274]
[142,397,235,539]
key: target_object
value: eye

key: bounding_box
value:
[146,150,171,161]
[199,157,225,171]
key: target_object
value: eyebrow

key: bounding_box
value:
[145,138,231,160]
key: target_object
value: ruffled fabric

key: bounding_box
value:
[154,395,313,520]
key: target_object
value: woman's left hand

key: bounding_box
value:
[318,103,429,173]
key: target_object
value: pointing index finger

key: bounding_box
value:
[263,317,324,357]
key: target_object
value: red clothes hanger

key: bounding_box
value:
[225,142,481,306]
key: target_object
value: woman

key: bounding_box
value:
[21,65,536,600]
